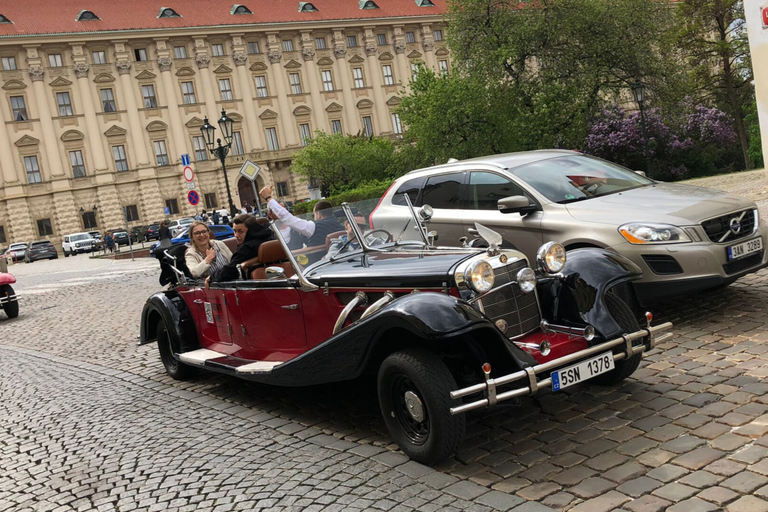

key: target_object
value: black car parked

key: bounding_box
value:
[131,225,149,243]
[111,231,131,246]
[145,223,160,241]
[25,240,58,262]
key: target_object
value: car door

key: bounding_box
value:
[461,170,544,257]
[420,172,467,245]
[183,285,237,353]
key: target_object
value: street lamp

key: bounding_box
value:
[201,109,237,217]
[631,80,652,179]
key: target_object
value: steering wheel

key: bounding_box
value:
[584,182,605,195]
[365,229,393,243]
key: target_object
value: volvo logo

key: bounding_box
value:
[729,217,742,235]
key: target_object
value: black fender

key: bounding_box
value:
[538,248,642,340]
[139,291,199,353]
[264,292,537,387]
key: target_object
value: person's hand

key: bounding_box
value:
[259,185,273,200]
[204,276,211,289]
[205,247,216,264]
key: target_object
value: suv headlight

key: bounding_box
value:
[619,223,691,244]
[537,242,566,274]
[465,260,495,293]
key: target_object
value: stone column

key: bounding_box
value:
[300,32,325,131]
[27,65,65,178]
[332,32,358,134]
[363,29,386,134]
[193,40,220,121]
[157,55,188,160]
[0,101,20,184]
[116,61,151,166]
[233,51,261,151]
[420,25,436,70]
[72,62,109,171]
[267,46,298,147]
[393,26,411,89]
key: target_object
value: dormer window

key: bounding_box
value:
[158,7,181,18]
[416,0,435,6]
[76,10,100,21]
[360,0,379,9]
[231,4,252,15]
[298,2,318,12]
[0,14,12,24]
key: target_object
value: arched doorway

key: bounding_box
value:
[237,175,266,214]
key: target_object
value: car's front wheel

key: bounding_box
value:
[592,292,644,385]
[156,320,195,380]
[378,348,465,465]
[1,284,18,318]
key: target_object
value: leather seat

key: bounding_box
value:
[250,240,295,280]
[222,237,238,254]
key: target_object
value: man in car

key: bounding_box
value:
[268,200,306,250]
[326,214,386,259]
[259,186,339,249]
[208,214,272,283]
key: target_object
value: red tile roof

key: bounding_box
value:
[0,1,447,38]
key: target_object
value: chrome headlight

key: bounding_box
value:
[516,267,537,293]
[618,223,691,244]
[465,260,495,294]
[419,204,433,221]
[537,242,566,274]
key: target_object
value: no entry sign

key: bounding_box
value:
[183,166,194,182]
[187,190,200,206]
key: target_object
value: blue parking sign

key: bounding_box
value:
[181,154,190,166]
[164,207,170,215]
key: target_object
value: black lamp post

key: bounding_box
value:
[201,110,237,217]
[631,80,652,178]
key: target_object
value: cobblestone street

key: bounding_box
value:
[3,171,768,511]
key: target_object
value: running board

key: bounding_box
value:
[177,348,283,375]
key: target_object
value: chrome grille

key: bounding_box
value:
[477,259,541,338]
[701,209,756,243]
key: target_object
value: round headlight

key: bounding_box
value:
[465,260,495,294]
[516,267,537,293]
[419,204,434,221]
[537,241,566,274]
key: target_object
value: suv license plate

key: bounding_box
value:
[727,237,762,262]
[551,352,615,391]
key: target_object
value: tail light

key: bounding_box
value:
[369,181,398,229]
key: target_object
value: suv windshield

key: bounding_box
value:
[31,241,51,246]
[72,234,90,241]
[511,155,652,204]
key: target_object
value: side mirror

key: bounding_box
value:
[497,195,537,215]
[265,266,287,279]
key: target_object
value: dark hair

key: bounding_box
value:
[314,200,333,219]
[233,214,257,227]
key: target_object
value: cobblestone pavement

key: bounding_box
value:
[2,171,768,511]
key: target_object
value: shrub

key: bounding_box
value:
[292,179,395,216]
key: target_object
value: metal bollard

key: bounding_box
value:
[0,255,7,273]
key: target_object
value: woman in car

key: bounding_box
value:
[184,221,232,278]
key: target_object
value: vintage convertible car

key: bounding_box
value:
[0,271,19,318]
[140,198,672,464]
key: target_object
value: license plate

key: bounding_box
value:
[727,237,762,261]
[551,352,615,391]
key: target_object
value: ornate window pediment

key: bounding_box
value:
[435,47,450,57]
[93,73,115,83]
[146,121,168,132]
[228,112,243,122]
[185,117,204,128]
[348,55,365,64]
[284,59,302,69]
[407,50,422,59]
[250,61,268,72]
[259,109,278,120]
[316,57,334,66]
[357,99,373,109]
[293,105,311,116]
[2,79,26,90]
[386,96,401,106]
[213,64,233,74]
[175,67,195,77]
[104,125,128,137]
[378,52,394,62]
[135,70,157,80]
[61,130,85,141]
[49,76,73,87]
[15,135,40,147]
[326,102,343,113]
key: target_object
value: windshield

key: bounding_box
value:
[511,155,652,204]
[72,234,90,241]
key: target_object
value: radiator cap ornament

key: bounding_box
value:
[495,319,508,333]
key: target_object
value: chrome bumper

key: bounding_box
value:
[0,293,19,305]
[449,318,673,415]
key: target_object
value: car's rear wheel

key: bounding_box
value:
[378,348,465,465]
[592,292,644,385]
[156,320,195,380]
[1,284,19,318]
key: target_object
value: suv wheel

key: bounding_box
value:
[156,320,195,380]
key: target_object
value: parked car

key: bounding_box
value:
[24,240,58,262]
[111,231,130,246]
[140,199,672,464]
[5,243,28,262]
[169,217,195,238]
[145,223,161,241]
[0,270,19,318]
[131,225,149,243]
[371,150,768,304]
[62,233,95,256]
[148,224,235,256]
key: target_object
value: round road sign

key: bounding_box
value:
[187,190,200,206]
[183,166,194,182]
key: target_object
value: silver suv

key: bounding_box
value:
[62,232,95,256]
[370,150,768,303]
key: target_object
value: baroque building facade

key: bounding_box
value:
[0,1,449,248]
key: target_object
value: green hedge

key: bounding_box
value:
[292,179,395,215]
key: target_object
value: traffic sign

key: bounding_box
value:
[239,160,261,182]
[183,166,194,182]
[187,190,200,206]
[164,207,170,215]
[186,181,196,190]
[181,153,190,166]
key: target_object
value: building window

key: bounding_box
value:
[70,150,86,177]
[0,226,6,244]
[299,123,311,146]
[433,29,443,41]
[315,37,326,50]
[205,193,218,209]
[219,78,233,101]
[346,35,358,48]
[247,41,260,54]
[352,67,365,88]
[24,156,42,184]
[181,81,196,104]
[165,199,180,215]
[154,140,169,166]
[141,84,157,108]
[382,65,394,86]
[82,211,97,229]
[391,113,403,134]
[134,48,148,61]
[254,75,268,97]
[232,131,244,155]
[362,116,373,137]
[125,205,140,222]
[48,53,63,67]
[173,46,187,59]
[411,62,421,81]
[321,70,334,91]
[276,182,289,197]
[282,39,294,52]
[2,56,16,70]
[211,44,224,56]
[193,136,208,161]
[92,51,106,64]
[37,218,53,237]
[56,92,74,116]
[101,88,116,112]
[113,145,129,171]
[10,96,27,121]
[331,119,342,134]
[439,60,448,75]
[377,34,387,46]
[265,127,279,150]
[289,72,302,94]
[405,32,416,43]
